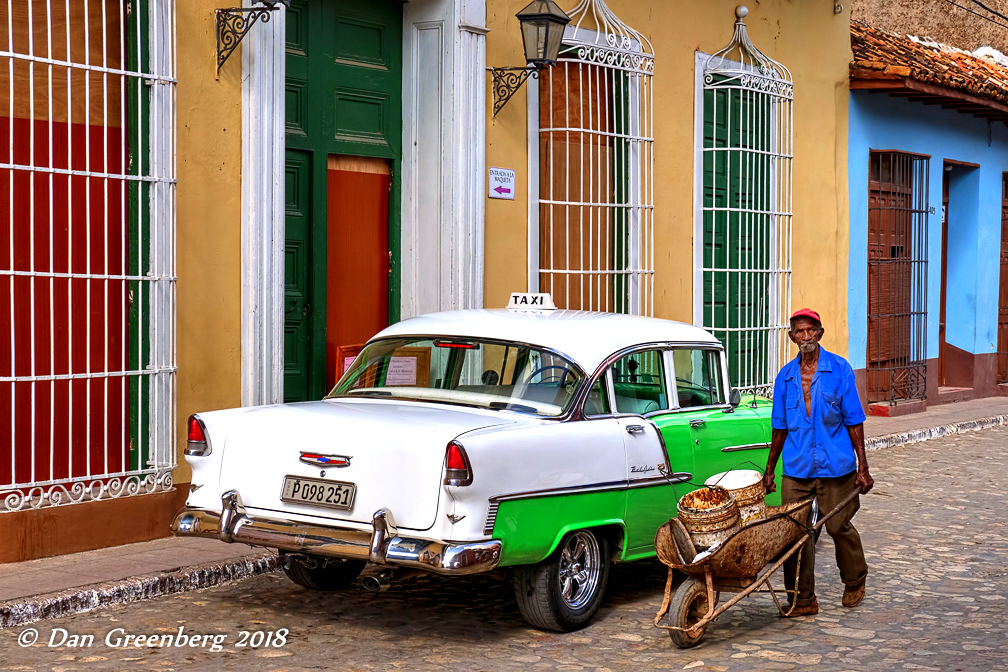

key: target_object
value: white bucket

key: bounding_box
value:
[705,469,766,526]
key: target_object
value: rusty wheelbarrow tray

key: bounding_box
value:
[653,489,859,648]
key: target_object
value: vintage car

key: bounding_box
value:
[173,295,779,631]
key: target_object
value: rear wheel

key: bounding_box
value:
[280,552,366,591]
[668,578,710,648]
[513,529,610,631]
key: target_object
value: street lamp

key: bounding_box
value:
[491,0,570,117]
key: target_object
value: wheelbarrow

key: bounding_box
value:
[653,489,860,648]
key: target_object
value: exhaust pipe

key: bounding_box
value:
[362,569,396,593]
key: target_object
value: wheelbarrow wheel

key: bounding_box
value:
[668,578,710,648]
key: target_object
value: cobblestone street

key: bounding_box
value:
[4,427,1007,672]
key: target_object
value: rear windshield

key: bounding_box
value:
[328,337,584,417]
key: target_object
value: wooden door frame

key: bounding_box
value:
[939,166,949,386]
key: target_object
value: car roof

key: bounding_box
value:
[373,309,720,374]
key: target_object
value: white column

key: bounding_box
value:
[241,4,286,406]
[402,0,487,318]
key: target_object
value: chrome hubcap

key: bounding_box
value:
[558,531,601,610]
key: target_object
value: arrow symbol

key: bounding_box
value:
[494,185,511,195]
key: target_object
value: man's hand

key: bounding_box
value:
[762,469,776,494]
[856,468,874,494]
[763,429,787,496]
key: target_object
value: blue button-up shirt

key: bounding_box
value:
[771,347,867,479]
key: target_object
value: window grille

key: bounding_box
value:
[537,0,653,315]
[867,151,928,404]
[0,0,177,511]
[698,8,792,396]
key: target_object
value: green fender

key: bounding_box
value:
[491,490,629,567]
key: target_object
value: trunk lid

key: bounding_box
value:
[217,398,516,530]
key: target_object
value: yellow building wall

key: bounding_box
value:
[485,1,852,358]
[173,0,244,483]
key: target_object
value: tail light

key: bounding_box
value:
[185,415,211,457]
[443,441,472,486]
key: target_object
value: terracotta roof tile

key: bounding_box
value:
[851,21,1008,106]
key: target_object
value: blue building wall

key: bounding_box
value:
[848,90,1008,371]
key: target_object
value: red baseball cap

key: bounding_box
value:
[790,308,821,324]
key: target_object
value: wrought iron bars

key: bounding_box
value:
[866,151,928,404]
[0,0,178,511]
[700,5,793,397]
[536,0,654,315]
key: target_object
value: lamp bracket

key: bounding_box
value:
[491,66,540,117]
[216,4,279,77]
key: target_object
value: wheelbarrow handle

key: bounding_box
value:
[811,488,861,532]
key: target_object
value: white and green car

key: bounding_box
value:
[174,297,780,631]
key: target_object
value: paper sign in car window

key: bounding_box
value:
[386,356,419,386]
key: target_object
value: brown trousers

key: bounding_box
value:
[782,471,867,606]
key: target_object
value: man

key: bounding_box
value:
[762,308,874,616]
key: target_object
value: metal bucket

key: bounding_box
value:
[677,486,741,551]
[705,470,766,526]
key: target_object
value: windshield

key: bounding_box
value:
[328,337,584,417]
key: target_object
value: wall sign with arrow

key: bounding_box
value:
[488,167,516,201]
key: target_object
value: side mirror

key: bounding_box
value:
[729,389,742,407]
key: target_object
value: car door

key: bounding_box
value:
[670,347,772,490]
[606,348,691,558]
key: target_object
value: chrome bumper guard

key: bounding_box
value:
[171,490,502,576]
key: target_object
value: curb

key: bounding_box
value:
[0,551,280,629]
[864,413,1008,451]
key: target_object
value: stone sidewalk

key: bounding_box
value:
[1,395,1006,628]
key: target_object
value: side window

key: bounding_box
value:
[672,349,724,408]
[583,375,611,416]
[611,349,669,415]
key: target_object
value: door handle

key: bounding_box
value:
[689,419,706,428]
[625,424,645,435]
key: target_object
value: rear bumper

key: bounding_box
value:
[171,490,501,576]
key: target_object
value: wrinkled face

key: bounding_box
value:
[789,317,824,355]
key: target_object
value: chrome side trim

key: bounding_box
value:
[645,417,674,474]
[489,479,629,504]
[721,442,771,453]
[488,470,693,503]
[627,472,692,489]
[172,501,500,576]
[483,500,501,536]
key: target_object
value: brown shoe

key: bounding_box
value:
[782,596,819,617]
[842,579,866,607]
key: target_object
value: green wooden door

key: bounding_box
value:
[284,0,403,402]
[283,151,313,402]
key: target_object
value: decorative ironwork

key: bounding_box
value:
[565,0,654,71]
[699,5,793,397]
[536,0,655,316]
[866,151,929,405]
[1,0,177,512]
[216,5,278,76]
[492,66,539,117]
[704,6,792,97]
[3,471,174,512]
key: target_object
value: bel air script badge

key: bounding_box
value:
[299,452,351,468]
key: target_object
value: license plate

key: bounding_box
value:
[281,476,356,511]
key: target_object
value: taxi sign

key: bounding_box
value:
[507,292,556,310]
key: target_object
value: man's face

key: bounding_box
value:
[789,317,823,355]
